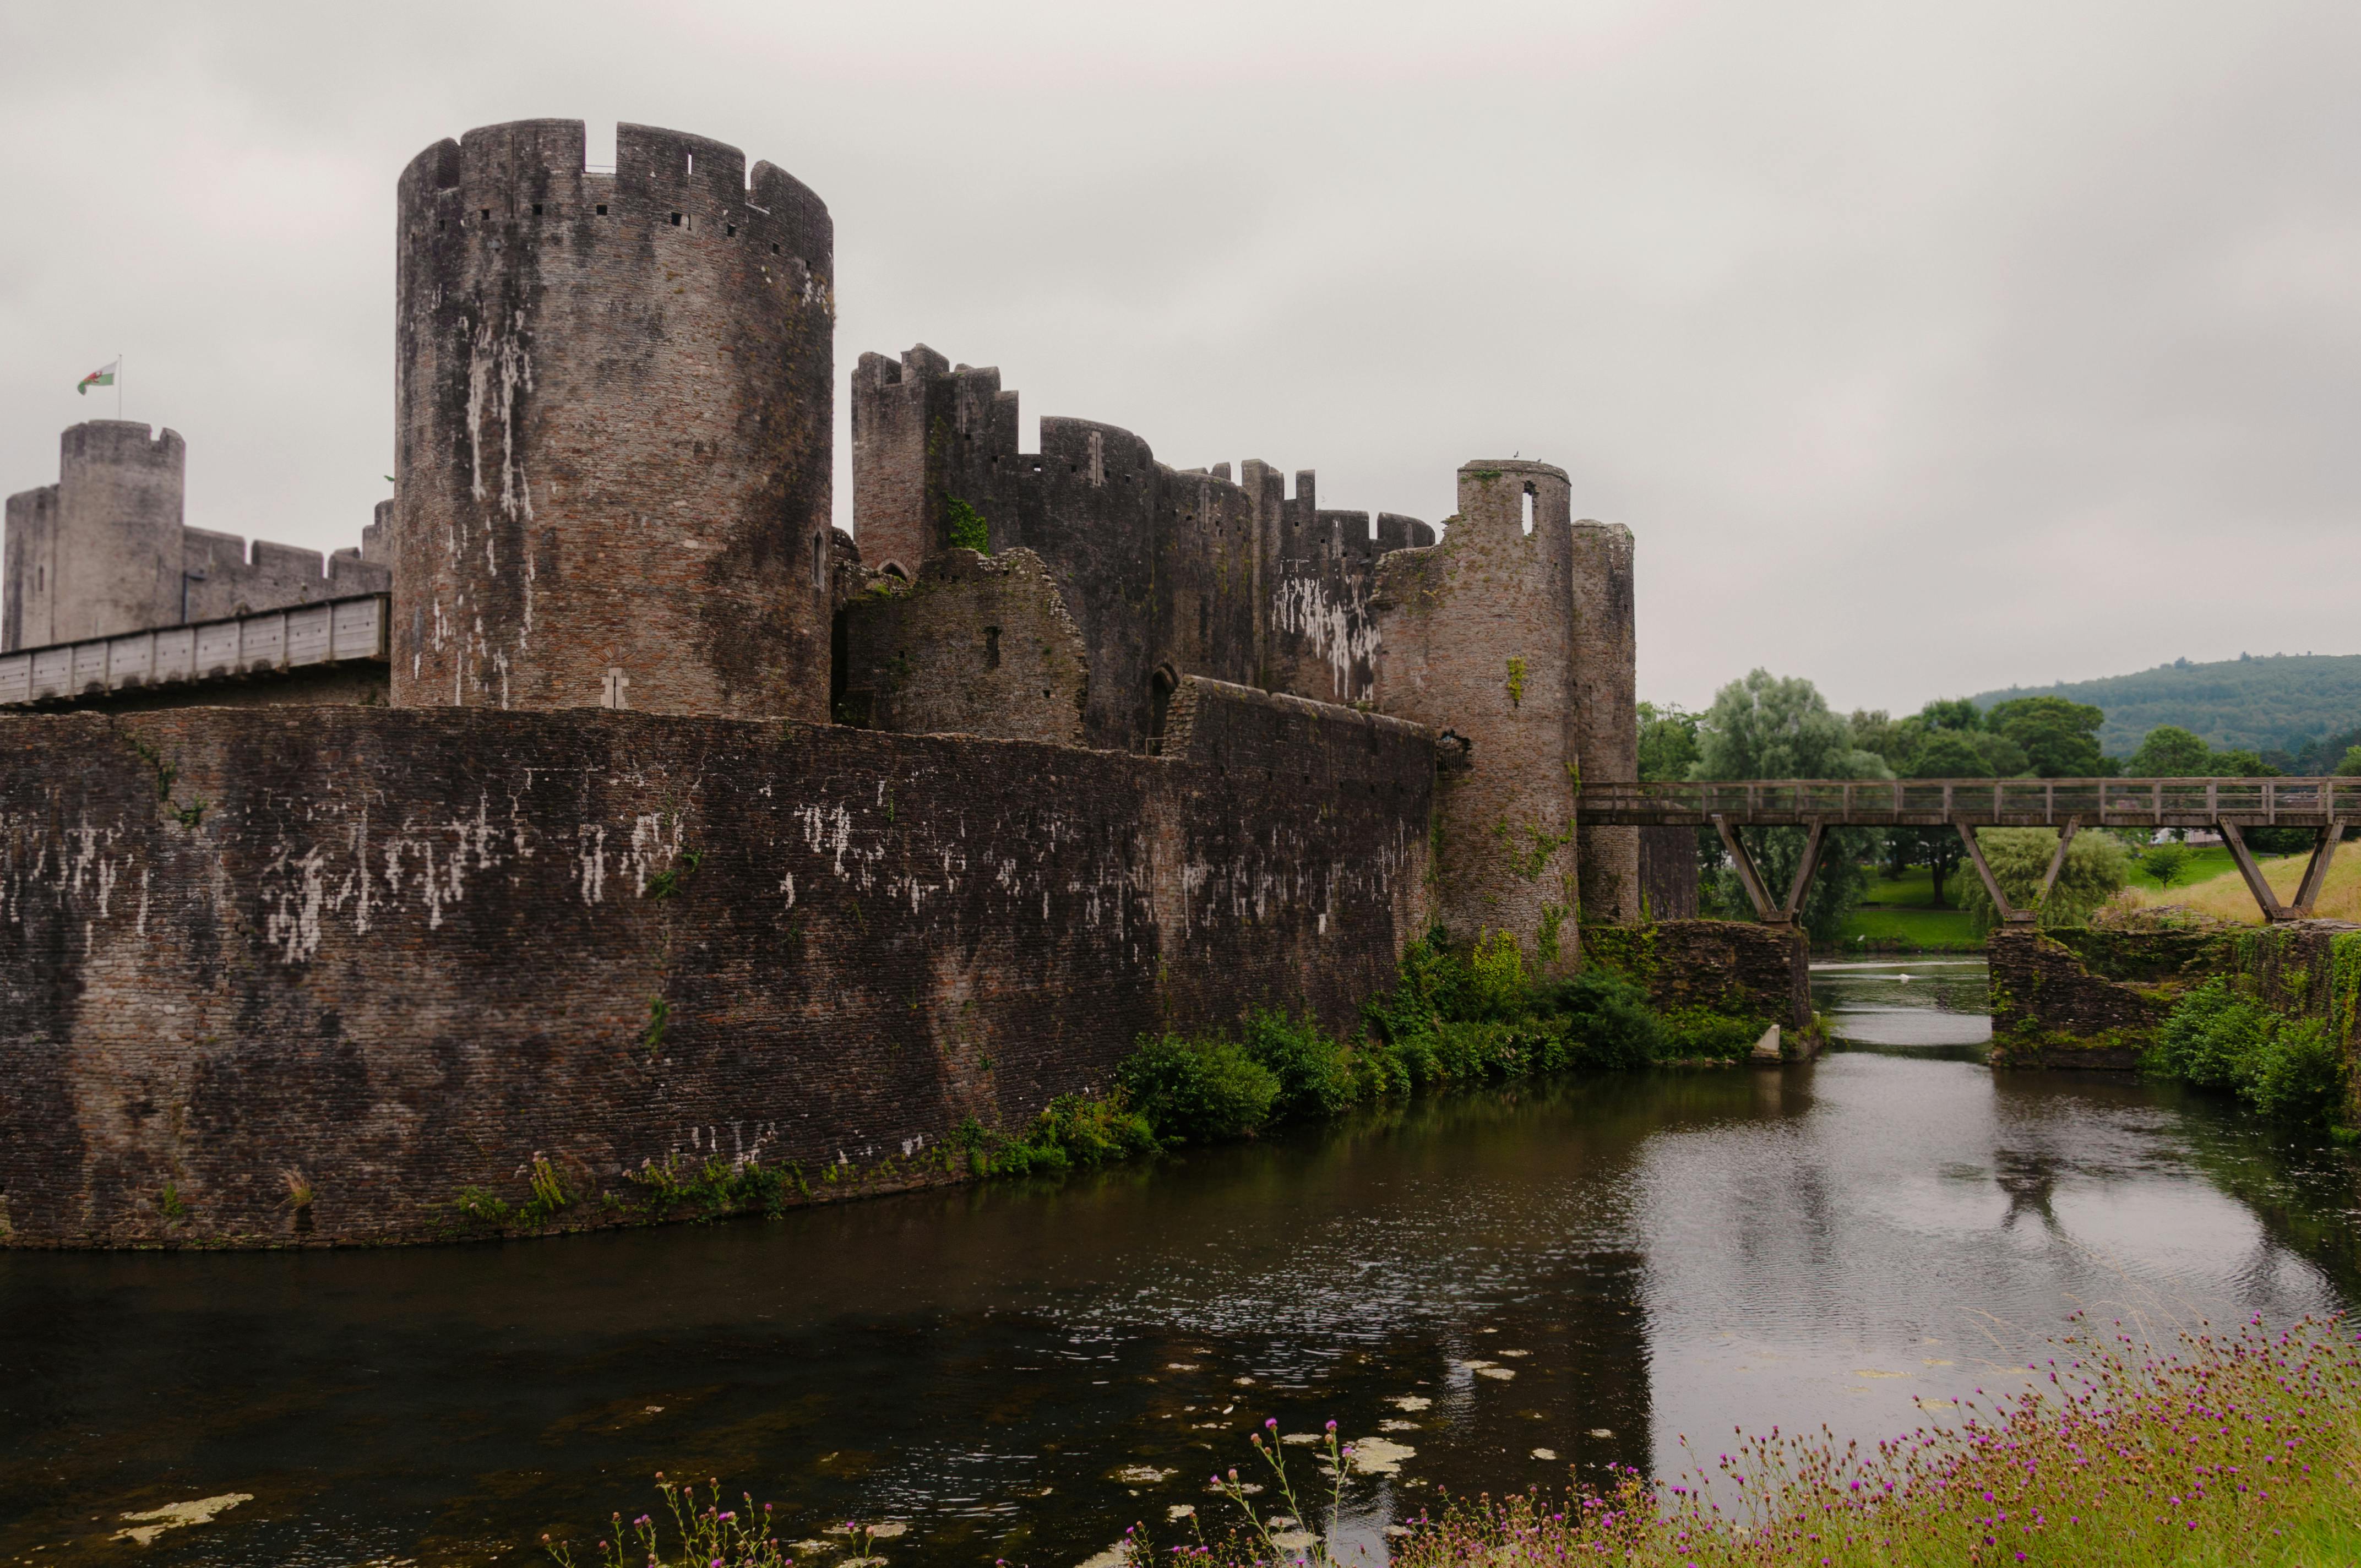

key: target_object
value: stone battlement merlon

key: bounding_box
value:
[399,120,832,285]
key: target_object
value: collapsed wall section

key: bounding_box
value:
[0,692,1431,1248]
[392,120,834,718]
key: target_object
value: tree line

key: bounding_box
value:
[1636,673,2361,940]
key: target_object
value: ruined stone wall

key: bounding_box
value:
[1370,461,1580,974]
[0,690,1430,1248]
[1581,920,1811,1031]
[392,119,834,718]
[1989,922,2361,1083]
[836,547,1088,744]
[847,349,1432,752]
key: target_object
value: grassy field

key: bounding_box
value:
[1837,865,1983,950]
[2123,841,2237,892]
[1830,905,1981,950]
[2121,843,2361,923]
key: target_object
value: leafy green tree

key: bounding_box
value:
[1636,700,1701,782]
[1691,670,1890,940]
[1918,696,1984,733]
[1908,732,1991,907]
[1847,709,1920,775]
[2337,746,2361,777]
[2126,724,2213,776]
[1986,695,2112,777]
[2141,841,2190,891]
[1954,827,2130,933]
[1695,669,1890,781]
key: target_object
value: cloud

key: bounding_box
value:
[3,0,2355,712]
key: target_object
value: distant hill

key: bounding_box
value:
[1971,653,2361,761]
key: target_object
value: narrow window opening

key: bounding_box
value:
[532,203,543,216]
[670,212,682,226]
[770,242,779,254]
[481,208,491,221]
[686,151,693,175]
[437,219,446,232]
[596,203,608,216]
[1521,483,1536,535]
[1147,665,1179,754]
[726,223,736,237]
[984,626,1002,669]
[812,532,827,590]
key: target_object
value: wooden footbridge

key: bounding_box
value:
[1574,777,2354,927]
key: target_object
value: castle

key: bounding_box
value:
[0,119,1686,1249]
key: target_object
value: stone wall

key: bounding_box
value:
[391,119,834,719]
[1568,521,1639,922]
[4,422,388,654]
[1989,922,2361,1080]
[847,347,1434,753]
[836,547,1088,744]
[1638,826,1699,921]
[0,686,1431,1248]
[1372,461,1581,974]
[1581,919,1811,1032]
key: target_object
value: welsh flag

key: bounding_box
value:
[77,360,118,395]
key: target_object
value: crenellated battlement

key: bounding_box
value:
[391,118,836,720]
[850,344,1434,744]
[399,119,831,292]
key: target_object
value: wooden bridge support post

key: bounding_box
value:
[2291,821,2346,916]
[1781,819,1829,924]
[2218,820,2291,923]
[1712,814,1783,924]
[2033,818,2080,914]
[1956,821,2027,924]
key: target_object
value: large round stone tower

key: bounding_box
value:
[391,120,834,717]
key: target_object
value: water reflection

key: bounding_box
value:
[3,970,2354,1567]
[1812,958,1991,1050]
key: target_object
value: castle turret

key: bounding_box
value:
[3,422,184,652]
[391,119,835,716]
[1371,460,1581,974]
[1569,520,1639,922]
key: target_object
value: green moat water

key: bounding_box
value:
[4,959,2356,1566]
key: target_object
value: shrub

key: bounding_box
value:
[1241,1009,1357,1121]
[1118,1035,1281,1145]
[1955,825,2130,932]
[2151,977,2346,1123]
[1660,1007,1765,1060]
[1531,969,1663,1068]
[962,1093,1156,1177]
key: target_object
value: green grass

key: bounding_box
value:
[1831,905,1982,950]
[2123,842,2238,892]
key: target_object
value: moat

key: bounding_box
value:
[5,960,2356,1567]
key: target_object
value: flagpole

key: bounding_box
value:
[118,352,124,421]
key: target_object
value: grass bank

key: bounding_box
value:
[544,1316,2361,1568]
[1833,869,1983,953]
[2119,848,2361,924]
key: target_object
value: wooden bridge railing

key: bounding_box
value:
[1573,777,2351,927]
[1571,777,2352,829]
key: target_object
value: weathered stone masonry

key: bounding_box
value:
[0,679,1429,1248]
[0,116,1660,1249]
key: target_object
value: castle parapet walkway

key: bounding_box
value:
[1574,777,2352,928]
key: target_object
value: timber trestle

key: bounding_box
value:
[1582,777,2351,926]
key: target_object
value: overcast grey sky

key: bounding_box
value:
[3,1,2355,713]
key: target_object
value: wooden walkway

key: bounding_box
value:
[1574,777,2351,927]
